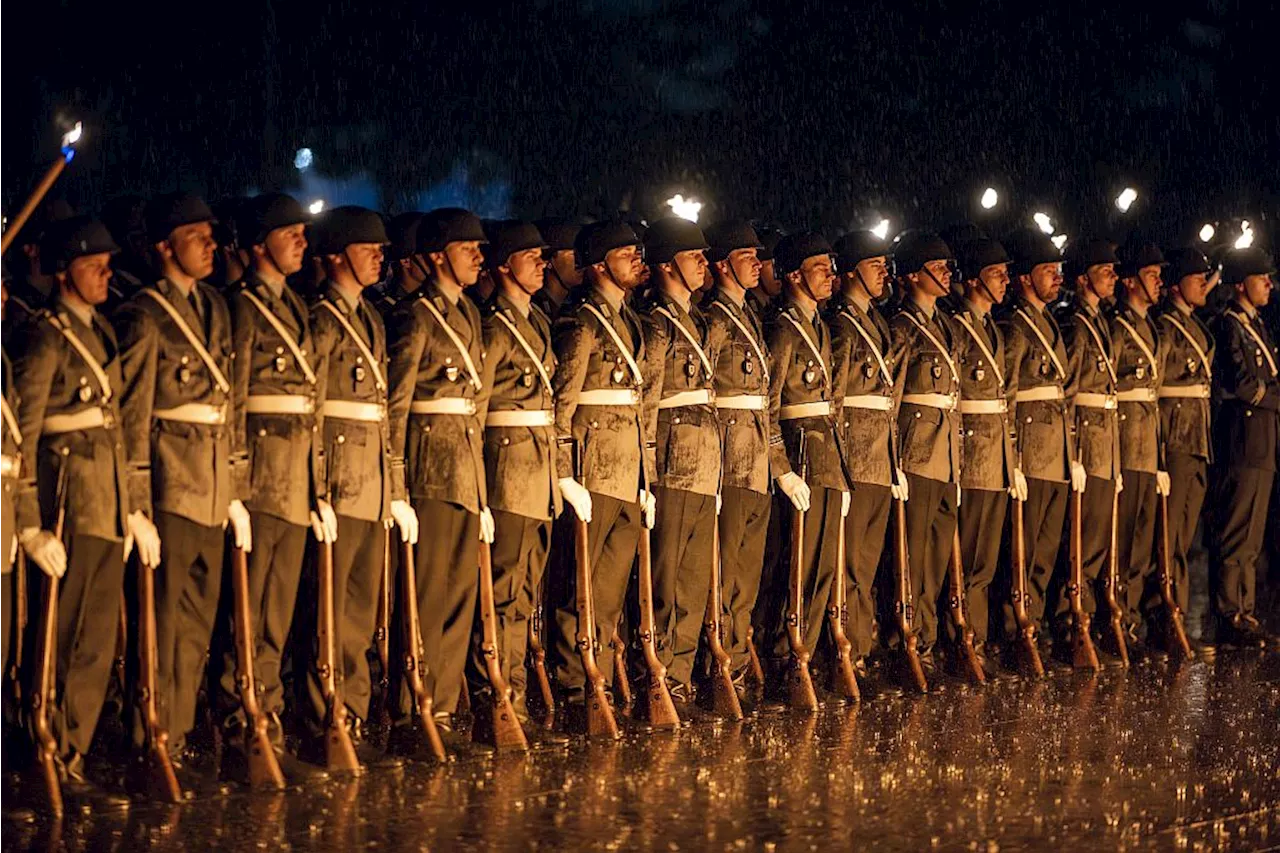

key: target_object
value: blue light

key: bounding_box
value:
[294,147,314,171]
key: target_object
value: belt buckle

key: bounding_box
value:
[465,399,478,416]
[628,388,641,406]
[1105,397,1117,410]
[102,409,116,429]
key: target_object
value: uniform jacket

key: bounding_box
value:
[704,289,771,494]
[386,279,490,514]
[312,284,401,524]
[3,352,29,569]
[229,273,326,527]
[112,278,245,528]
[1210,304,1280,471]
[888,298,963,485]
[1058,300,1121,480]
[1001,298,1073,483]
[480,292,561,521]
[638,290,722,497]
[826,294,896,488]
[1109,301,1162,474]
[948,301,1017,492]
[1156,301,1215,462]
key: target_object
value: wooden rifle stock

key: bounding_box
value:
[9,549,27,706]
[785,432,819,711]
[611,623,632,714]
[825,515,862,700]
[370,531,392,733]
[1068,490,1102,671]
[892,497,928,693]
[704,515,744,719]
[1009,498,1046,678]
[1157,491,1193,660]
[229,544,285,788]
[397,540,448,762]
[635,529,680,728]
[135,551,183,801]
[527,577,556,725]
[316,540,360,774]
[472,540,529,751]
[28,449,69,816]
[947,528,986,684]
[1103,484,1130,667]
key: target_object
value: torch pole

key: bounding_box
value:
[2,148,76,257]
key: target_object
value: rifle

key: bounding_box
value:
[891,496,928,694]
[785,431,819,711]
[526,577,556,725]
[1101,484,1130,667]
[133,546,183,801]
[8,549,26,706]
[472,540,529,751]
[316,539,360,774]
[397,539,448,762]
[1009,498,1046,678]
[1067,488,1102,671]
[825,512,862,700]
[610,622,632,715]
[1157,490,1193,660]
[946,529,986,684]
[370,533,393,735]
[744,626,765,694]
[229,543,286,788]
[703,513,744,719]
[634,529,681,728]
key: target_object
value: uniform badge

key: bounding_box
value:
[520,369,534,388]
[1038,361,1049,377]
[1187,358,1198,375]
[274,356,288,372]
[803,360,817,385]
[1256,354,1264,368]
[975,368,986,382]
[744,358,754,375]
[446,365,460,382]
[78,385,93,403]
[1096,357,1106,372]
[354,365,366,383]
[932,364,943,379]
[1135,366,1145,380]
[863,363,875,379]
[178,367,192,384]
[685,356,699,379]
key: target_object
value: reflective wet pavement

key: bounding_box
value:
[5,651,1279,852]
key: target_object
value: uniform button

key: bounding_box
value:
[843,420,849,429]
[1025,417,1032,424]
[181,355,189,364]
[915,412,922,419]
[312,425,319,433]
[1246,409,1253,417]
[501,437,510,446]
[467,427,474,435]
[258,429,267,437]
[966,429,974,437]
[337,435,346,444]
[1083,420,1090,427]
[729,418,737,426]
[590,420,599,429]
[1120,414,1127,421]
[673,416,681,425]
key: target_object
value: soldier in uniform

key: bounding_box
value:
[826,230,905,678]
[216,193,335,780]
[11,216,158,805]
[635,218,721,717]
[947,238,1023,674]
[303,206,413,766]
[112,192,249,780]
[1110,243,1172,655]
[533,218,584,320]
[1208,247,1279,648]
[746,227,783,320]
[546,220,652,722]
[1155,247,1217,654]
[373,212,428,318]
[385,207,493,751]
[999,230,1084,659]
[758,232,849,691]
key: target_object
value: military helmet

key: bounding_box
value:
[574,220,641,269]
[484,220,548,269]
[1164,247,1213,285]
[774,231,834,276]
[1221,247,1276,285]
[312,206,389,256]
[890,230,954,277]
[146,192,217,243]
[644,217,710,265]
[940,222,988,253]
[536,218,583,254]
[45,215,121,270]
[756,226,784,262]
[1116,242,1168,278]
[1004,228,1062,277]
[956,238,1010,281]
[703,220,763,263]
[235,193,308,248]
[1065,238,1120,280]
[833,230,888,272]
[100,195,147,247]
[387,212,426,262]
[418,207,487,255]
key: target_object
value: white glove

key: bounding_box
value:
[956,484,962,508]
[310,499,338,543]
[1116,471,1124,494]
[19,528,66,579]
[226,499,253,552]
[1070,461,1087,494]
[1009,467,1029,503]
[716,493,723,515]
[126,511,162,567]
[840,490,851,518]
[479,507,495,543]
[640,489,657,530]
[890,469,910,502]
[776,472,811,512]
[557,477,593,523]
[390,499,419,544]
[1156,470,1171,497]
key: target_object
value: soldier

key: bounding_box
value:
[635,218,721,718]
[1208,247,1279,648]
[1155,247,1217,655]
[385,207,493,752]
[216,192,335,780]
[826,230,906,678]
[546,220,653,724]
[533,218,584,320]
[746,227,783,320]
[758,231,849,692]
[885,231,962,678]
[474,219,571,744]
[11,216,158,805]
[303,206,414,766]
[948,238,1023,674]
[372,212,428,318]
[111,192,249,782]
[1110,243,1172,656]
[1000,230,1084,660]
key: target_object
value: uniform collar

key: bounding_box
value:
[786,295,817,323]
[58,295,95,327]
[327,280,363,314]
[716,286,746,310]
[963,297,989,320]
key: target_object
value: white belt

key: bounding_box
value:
[1116,388,1158,403]
[842,394,894,412]
[1158,385,1211,400]
[43,408,109,434]
[958,398,1007,415]
[1,455,17,477]
[246,394,315,415]
[1075,393,1117,410]
[154,403,227,425]
[716,394,767,411]
[902,393,958,412]
[778,401,833,420]
[658,389,712,410]
[322,400,386,423]
[486,409,555,427]
[410,398,478,416]
[1015,386,1064,403]
[577,389,640,407]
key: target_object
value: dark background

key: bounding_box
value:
[3,0,1277,249]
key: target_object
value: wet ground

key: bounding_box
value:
[4,649,1278,852]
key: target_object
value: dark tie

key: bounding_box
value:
[983,313,997,350]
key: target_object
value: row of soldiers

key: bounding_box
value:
[1,191,1277,809]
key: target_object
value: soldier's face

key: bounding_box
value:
[855,256,889,298]
[65,252,114,305]
[1176,273,1210,308]
[1131,265,1163,305]
[1083,263,1118,300]
[976,262,1009,303]
[668,249,708,293]
[505,248,547,294]
[345,242,385,287]
[164,221,217,280]
[759,258,781,297]
[549,249,583,288]
[1240,274,1273,307]
[720,248,762,290]
[913,259,952,297]
[262,223,307,275]
[602,245,645,290]
[1028,262,1063,302]
[441,241,485,286]
[796,255,836,301]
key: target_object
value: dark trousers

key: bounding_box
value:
[954,487,1006,648]
[718,486,771,672]
[1051,476,1115,636]
[1146,453,1206,619]
[1211,466,1275,621]
[1115,470,1158,633]
[1001,478,1067,639]
[842,483,891,659]
[550,493,640,696]
[892,476,957,654]
[649,486,716,687]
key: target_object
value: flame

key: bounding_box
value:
[308,200,326,215]
[871,218,891,240]
[1115,187,1138,213]
[666,194,702,223]
[1033,212,1054,235]
[980,188,998,210]
[1234,220,1253,250]
[1199,224,1215,243]
[61,122,83,149]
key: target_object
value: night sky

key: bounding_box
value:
[3,0,1276,250]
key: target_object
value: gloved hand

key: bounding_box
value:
[126,511,162,567]
[390,499,419,544]
[840,490,851,518]
[19,528,66,579]
[776,471,811,512]
[890,468,910,502]
[1070,461,1088,494]
[956,484,962,508]
[1116,471,1124,494]
[1009,467,1029,502]
[716,493,723,515]
[1156,470,1171,497]
[557,477,593,523]
[479,507,495,543]
[640,489,657,530]
[310,499,338,543]
[226,499,253,552]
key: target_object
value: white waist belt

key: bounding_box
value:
[155,403,227,425]
[322,400,386,422]
[577,388,640,407]
[43,408,108,434]
[410,398,477,416]
[902,393,957,412]
[1015,386,1064,403]
[658,389,712,410]
[778,401,833,420]
[1075,393,1117,410]
[1116,388,1158,403]
[1,455,17,477]
[716,394,767,411]
[1158,385,1211,400]
[842,394,894,411]
[486,409,555,427]
[246,394,315,415]
[958,398,1007,415]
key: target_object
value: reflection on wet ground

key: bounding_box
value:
[4,652,1278,852]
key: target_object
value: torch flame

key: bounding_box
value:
[61,122,83,150]
[666,194,702,223]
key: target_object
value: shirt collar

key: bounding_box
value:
[58,296,95,327]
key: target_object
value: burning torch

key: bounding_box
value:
[1,122,84,255]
